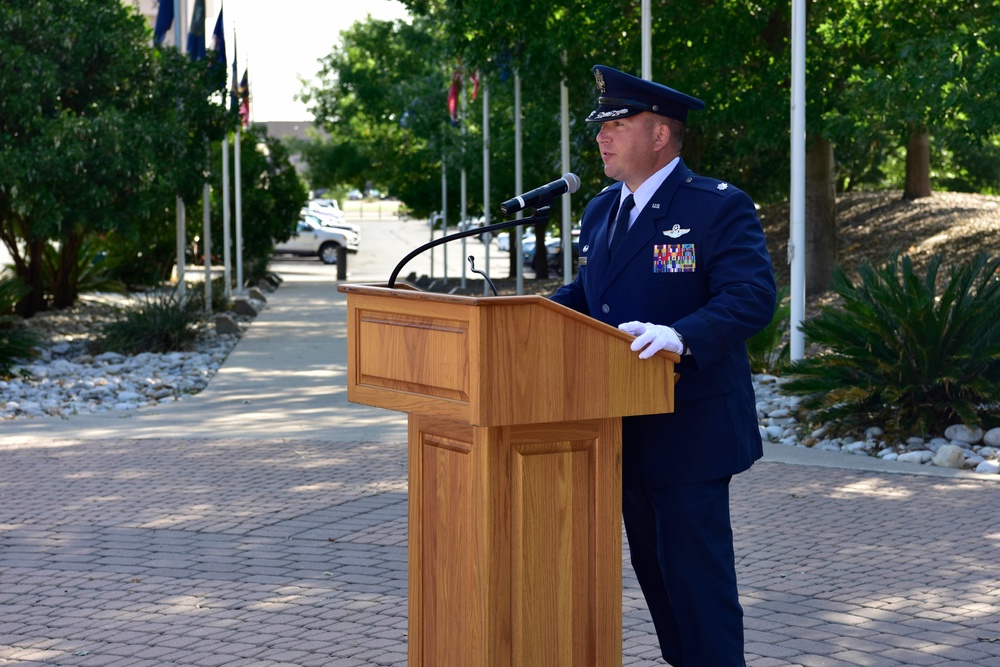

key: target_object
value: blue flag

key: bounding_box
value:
[186,0,206,60]
[230,34,239,111]
[211,7,226,66]
[153,0,173,47]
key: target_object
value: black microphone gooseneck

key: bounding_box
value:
[387,208,551,289]
[467,256,498,296]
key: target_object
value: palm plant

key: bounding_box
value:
[747,284,790,374]
[97,289,205,355]
[0,274,42,375]
[781,253,1000,437]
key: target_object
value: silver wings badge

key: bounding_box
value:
[663,224,691,239]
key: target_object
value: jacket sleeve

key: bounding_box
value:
[672,189,776,370]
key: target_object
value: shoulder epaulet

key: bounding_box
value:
[681,172,739,196]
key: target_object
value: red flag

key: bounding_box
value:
[470,70,480,101]
[238,68,250,127]
[447,69,461,127]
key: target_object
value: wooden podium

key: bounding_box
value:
[338,284,678,667]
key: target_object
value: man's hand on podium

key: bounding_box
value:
[618,321,684,359]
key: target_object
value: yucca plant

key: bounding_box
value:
[0,274,42,376]
[97,289,205,355]
[747,283,790,374]
[781,253,1000,437]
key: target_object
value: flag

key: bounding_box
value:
[211,7,226,67]
[186,0,206,60]
[470,70,480,102]
[447,69,461,127]
[238,69,250,127]
[230,34,239,111]
[153,0,173,47]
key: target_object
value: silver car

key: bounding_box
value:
[274,216,360,264]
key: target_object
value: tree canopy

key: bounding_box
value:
[0,0,229,313]
[300,0,1000,227]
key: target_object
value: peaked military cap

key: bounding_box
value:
[586,64,705,123]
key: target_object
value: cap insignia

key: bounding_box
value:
[594,69,606,93]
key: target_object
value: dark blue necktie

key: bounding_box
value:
[609,194,635,257]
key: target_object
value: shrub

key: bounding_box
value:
[41,235,126,303]
[780,253,1000,437]
[0,275,42,375]
[747,283,790,374]
[186,277,232,314]
[97,290,205,355]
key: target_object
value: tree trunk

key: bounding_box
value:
[805,134,838,296]
[533,224,549,279]
[51,229,83,309]
[14,237,46,317]
[903,123,931,199]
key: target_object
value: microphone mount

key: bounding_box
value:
[388,208,552,290]
[467,256,498,296]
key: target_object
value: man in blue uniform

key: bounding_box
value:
[550,65,776,665]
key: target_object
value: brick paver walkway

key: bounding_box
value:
[2,436,1000,666]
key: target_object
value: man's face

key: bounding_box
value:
[595,113,668,191]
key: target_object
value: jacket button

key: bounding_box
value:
[602,304,610,313]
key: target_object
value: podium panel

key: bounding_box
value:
[409,415,622,667]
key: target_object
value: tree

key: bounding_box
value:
[0,0,227,315]
[211,127,308,284]
[301,17,450,219]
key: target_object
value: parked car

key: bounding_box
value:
[300,209,361,236]
[523,230,580,274]
[495,230,534,253]
[307,198,345,221]
[274,215,360,264]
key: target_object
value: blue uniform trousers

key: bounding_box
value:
[622,477,746,667]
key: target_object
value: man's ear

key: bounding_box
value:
[653,121,673,152]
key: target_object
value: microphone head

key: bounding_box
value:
[562,173,581,194]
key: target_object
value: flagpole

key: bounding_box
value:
[174,0,186,298]
[222,133,232,299]
[560,51,572,285]
[459,77,467,290]
[202,182,212,312]
[514,69,524,295]
[481,78,491,296]
[235,123,243,291]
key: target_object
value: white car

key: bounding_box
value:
[307,198,345,221]
[495,230,534,252]
[300,209,361,236]
[274,216,360,264]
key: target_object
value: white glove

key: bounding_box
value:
[618,321,684,359]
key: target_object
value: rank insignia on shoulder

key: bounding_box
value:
[663,224,690,239]
[717,182,729,191]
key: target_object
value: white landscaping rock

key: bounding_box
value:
[976,460,1000,474]
[943,424,984,444]
[898,450,933,464]
[931,444,966,469]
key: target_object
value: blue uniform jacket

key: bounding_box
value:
[551,160,776,487]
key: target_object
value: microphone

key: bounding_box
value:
[499,173,581,216]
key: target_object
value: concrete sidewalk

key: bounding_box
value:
[3,225,1000,665]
